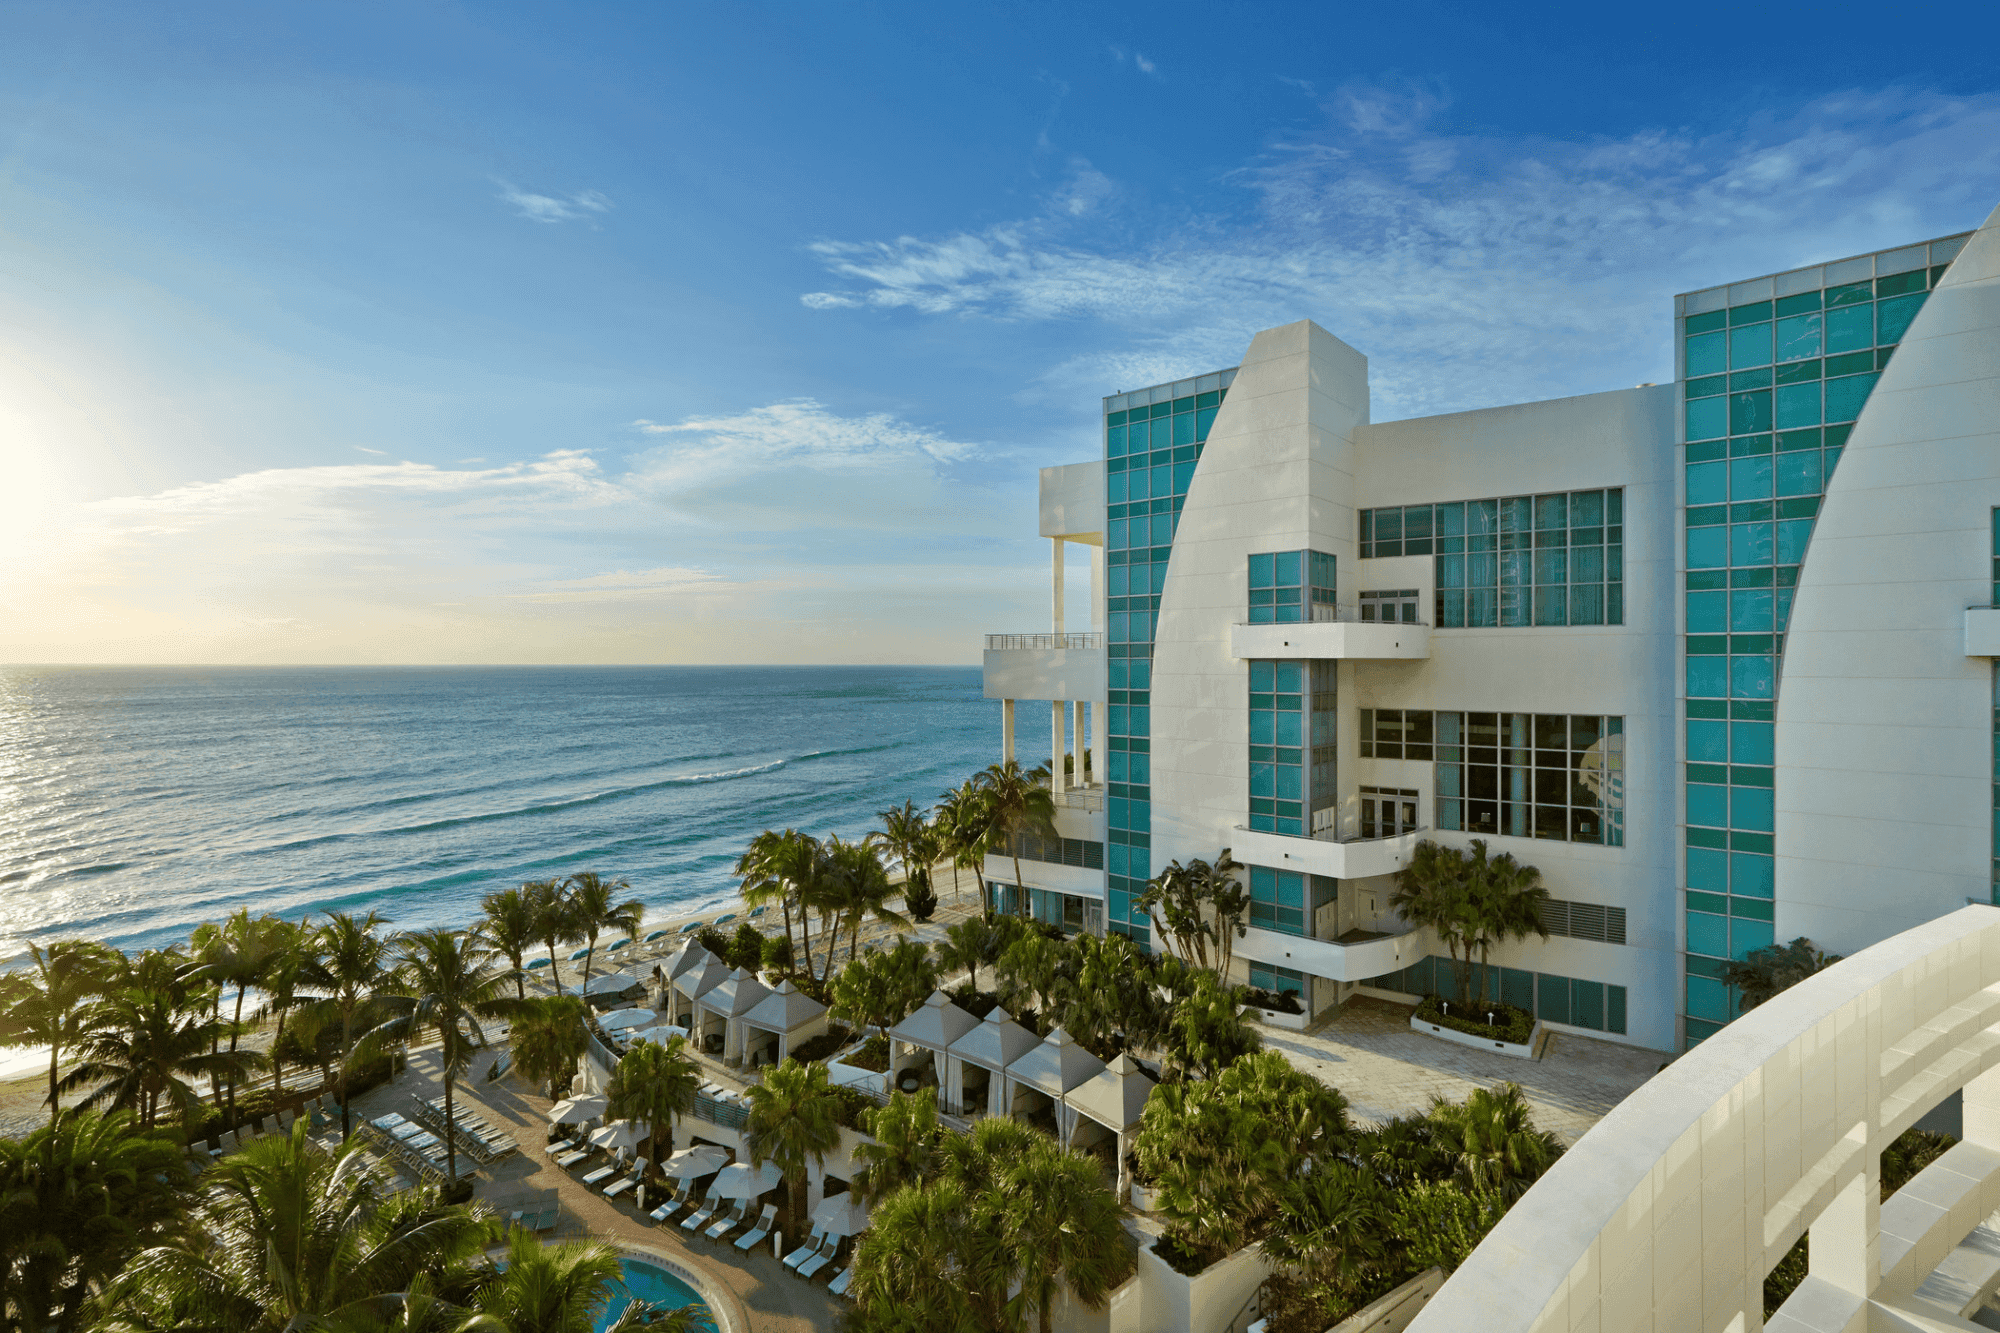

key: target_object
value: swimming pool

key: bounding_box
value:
[598,1257,714,1333]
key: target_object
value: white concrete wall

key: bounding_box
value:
[982,646,1107,702]
[1043,461,1106,540]
[1774,201,2000,956]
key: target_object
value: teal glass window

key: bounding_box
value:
[1687,461,1726,505]
[1248,865,1307,936]
[1728,322,1772,368]
[1774,382,1821,429]
[1877,291,1926,345]
[1688,397,1727,441]
[1685,331,1726,377]
[1774,313,1821,362]
[1247,548,1336,624]
[1729,391,1772,435]
[1824,303,1874,354]
[1824,373,1878,423]
[1365,488,1621,627]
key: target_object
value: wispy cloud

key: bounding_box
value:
[796,86,2000,418]
[353,445,387,455]
[498,183,614,224]
[1109,47,1158,77]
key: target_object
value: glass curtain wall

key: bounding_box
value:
[1103,368,1236,947]
[1679,234,1969,1045]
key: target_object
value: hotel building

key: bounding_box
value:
[981,204,2000,1051]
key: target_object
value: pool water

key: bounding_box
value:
[599,1258,713,1332]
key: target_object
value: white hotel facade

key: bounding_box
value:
[981,203,2000,1052]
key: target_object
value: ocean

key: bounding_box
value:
[0,665,999,962]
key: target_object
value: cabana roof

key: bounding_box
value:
[702,967,772,1018]
[887,989,978,1051]
[581,970,647,997]
[946,1005,1038,1072]
[660,941,712,984]
[1064,1052,1157,1132]
[673,957,732,1002]
[741,979,828,1033]
[1007,1026,1106,1096]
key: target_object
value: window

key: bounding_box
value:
[1359,786,1417,838]
[1365,955,1627,1035]
[1248,661,1306,835]
[1248,960,1305,998]
[1359,488,1623,627]
[1359,589,1420,623]
[1537,898,1628,945]
[1366,710,1623,846]
[1006,833,1105,870]
[1248,865,1307,936]
[1248,549,1336,623]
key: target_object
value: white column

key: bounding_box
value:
[1052,537,1065,635]
[1002,699,1015,766]
[1052,701,1067,793]
[1071,700,1083,786]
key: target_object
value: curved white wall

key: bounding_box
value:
[1775,203,2000,955]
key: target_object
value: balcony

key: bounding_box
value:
[1967,607,2000,656]
[983,633,1106,701]
[1230,607,1429,661]
[1230,823,1424,880]
[1235,921,1430,984]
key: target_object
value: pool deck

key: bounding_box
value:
[350,1046,839,1333]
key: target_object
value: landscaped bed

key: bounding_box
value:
[1413,994,1534,1045]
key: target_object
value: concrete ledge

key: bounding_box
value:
[1410,1015,1540,1060]
[1968,606,2000,656]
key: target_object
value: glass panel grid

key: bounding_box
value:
[1360,489,1623,627]
[1363,709,1623,846]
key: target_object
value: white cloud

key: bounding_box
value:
[354,445,387,455]
[797,87,2000,418]
[498,183,614,224]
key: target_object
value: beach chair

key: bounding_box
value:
[535,1208,559,1233]
[556,1145,595,1170]
[796,1234,841,1280]
[602,1159,647,1199]
[704,1198,749,1241]
[781,1226,828,1272]
[647,1179,694,1224]
[733,1203,777,1252]
[579,1157,618,1188]
[827,1267,853,1298]
[680,1186,724,1233]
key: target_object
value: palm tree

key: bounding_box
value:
[480,886,542,1001]
[817,836,908,970]
[937,919,996,994]
[1005,1138,1135,1333]
[870,800,940,920]
[524,879,580,996]
[0,1109,191,1333]
[260,917,315,1098]
[1462,840,1550,1004]
[853,1088,941,1206]
[565,872,645,994]
[848,1180,982,1333]
[936,779,996,916]
[472,1229,625,1333]
[299,910,394,1138]
[1723,936,1843,1010]
[604,1036,702,1173]
[196,909,287,1123]
[0,939,122,1127]
[1135,858,1213,969]
[59,982,261,1130]
[509,995,589,1100]
[743,1057,844,1230]
[737,829,811,979]
[1427,1081,1562,1200]
[1206,849,1249,980]
[973,760,1058,919]
[99,1124,500,1333]
[1389,839,1473,1000]
[994,932,1061,1030]
[374,927,523,1185]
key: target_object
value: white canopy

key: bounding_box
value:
[583,971,647,997]
[741,978,828,1034]
[547,1094,608,1125]
[1064,1052,1158,1133]
[711,1159,784,1199]
[673,957,732,1003]
[587,1119,646,1152]
[947,1005,1039,1073]
[659,1144,729,1179]
[598,1007,659,1031]
[887,989,978,1052]
[811,1192,871,1237]
[1006,1026,1107,1097]
[702,967,772,1018]
[661,941,712,986]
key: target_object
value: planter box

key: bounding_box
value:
[1410,1015,1540,1060]
[1250,1006,1310,1031]
[1326,1266,1444,1333]
[1130,1182,1160,1212]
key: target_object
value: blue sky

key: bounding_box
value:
[4,0,1998,664]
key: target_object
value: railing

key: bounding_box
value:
[1053,786,1105,811]
[688,1091,749,1130]
[1240,604,1431,627]
[1312,823,1429,845]
[985,632,1104,651]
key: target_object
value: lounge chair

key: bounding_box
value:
[579,1159,618,1188]
[704,1198,749,1241]
[796,1234,840,1279]
[827,1267,853,1297]
[535,1208,559,1233]
[556,1146,594,1170]
[733,1203,777,1252]
[680,1187,724,1233]
[602,1159,647,1199]
[781,1227,828,1272]
[648,1180,694,1224]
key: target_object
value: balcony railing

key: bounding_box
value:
[1241,604,1430,627]
[986,632,1104,651]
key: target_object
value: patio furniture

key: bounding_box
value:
[556,1146,595,1170]
[680,1186,724,1233]
[734,1203,777,1252]
[534,1208,559,1233]
[580,1159,619,1188]
[827,1267,853,1297]
[796,1234,840,1279]
[602,1159,648,1200]
[648,1179,695,1224]
[704,1199,750,1241]
[782,1227,829,1272]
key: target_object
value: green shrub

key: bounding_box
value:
[787,1024,851,1065]
[1414,994,1534,1044]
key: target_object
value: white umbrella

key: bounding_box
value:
[659,1144,729,1179]
[598,1008,659,1032]
[630,1025,684,1046]
[711,1159,783,1199]
[811,1192,871,1237]
[588,1119,646,1152]
[547,1095,608,1125]
[584,971,646,997]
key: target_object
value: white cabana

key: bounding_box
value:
[659,940,712,989]
[659,1144,729,1179]
[943,1005,1038,1118]
[738,979,828,1069]
[598,1007,659,1032]
[811,1191,871,1237]
[697,967,772,1064]
[885,990,978,1089]
[548,1094,608,1125]
[582,971,647,1008]
[1004,1026,1105,1139]
[1063,1053,1158,1196]
[669,956,732,1033]
[711,1159,784,1199]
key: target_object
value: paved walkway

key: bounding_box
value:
[351,1048,838,1333]
[1265,997,1670,1145]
